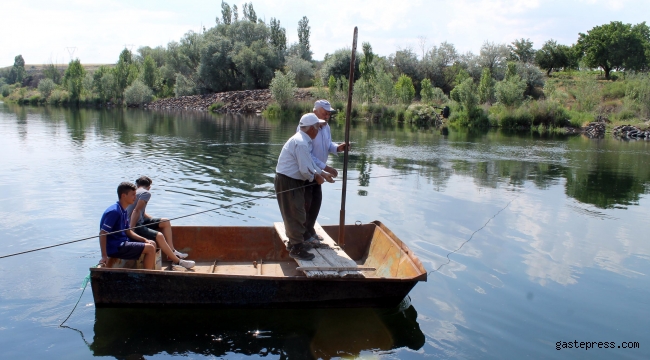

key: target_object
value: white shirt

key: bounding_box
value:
[276,131,322,181]
[296,123,338,170]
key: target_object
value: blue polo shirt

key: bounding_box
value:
[99,201,130,256]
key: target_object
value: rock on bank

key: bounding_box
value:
[144,89,313,113]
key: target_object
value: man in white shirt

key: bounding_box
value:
[276,113,335,260]
[302,100,349,243]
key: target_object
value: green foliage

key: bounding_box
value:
[220,2,232,25]
[8,55,26,85]
[625,73,650,117]
[242,2,257,23]
[490,101,571,128]
[577,21,650,79]
[63,59,86,104]
[375,71,395,104]
[321,48,361,84]
[124,80,153,106]
[1,84,11,98]
[328,75,336,99]
[419,78,434,103]
[297,16,311,60]
[450,78,488,127]
[495,72,526,107]
[394,74,415,104]
[285,55,313,88]
[478,68,495,104]
[359,42,376,103]
[571,75,601,112]
[404,104,440,123]
[49,88,69,104]
[269,70,297,107]
[174,73,196,97]
[509,38,536,63]
[535,40,572,76]
[94,67,117,102]
[142,55,157,89]
[269,18,287,52]
[38,78,55,99]
[208,101,225,112]
[43,63,62,84]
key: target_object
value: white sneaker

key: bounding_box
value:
[173,250,188,259]
[176,259,195,269]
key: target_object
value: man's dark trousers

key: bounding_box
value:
[275,173,307,247]
[303,180,322,239]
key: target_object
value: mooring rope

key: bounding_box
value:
[428,185,529,275]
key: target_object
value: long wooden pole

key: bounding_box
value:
[338,27,358,248]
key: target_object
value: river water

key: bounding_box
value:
[0,102,648,359]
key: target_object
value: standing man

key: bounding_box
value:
[302,100,349,243]
[276,113,335,260]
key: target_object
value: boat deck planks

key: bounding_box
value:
[273,222,364,278]
[162,261,302,277]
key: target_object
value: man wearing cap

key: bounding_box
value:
[300,100,349,243]
[276,113,335,260]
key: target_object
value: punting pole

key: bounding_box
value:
[338,27,358,248]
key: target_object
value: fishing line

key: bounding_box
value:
[428,185,529,275]
[0,171,424,260]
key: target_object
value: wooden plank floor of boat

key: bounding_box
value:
[160,260,305,277]
[273,222,364,278]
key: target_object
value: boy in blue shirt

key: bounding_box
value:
[99,182,157,268]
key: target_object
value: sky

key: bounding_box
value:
[1,0,648,67]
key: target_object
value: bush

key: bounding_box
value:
[602,80,626,100]
[38,78,55,99]
[625,73,650,118]
[29,94,41,105]
[49,89,70,104]
[1,84,10,97]
[495,75,526,106]
[208,102,225,112]
[405,104,440,123]
[394,74,415,104]
[124,80,153,106]
[285,55,314,88]
[174,74,196,97]
[269,70,297,108]
[571,75,600,111]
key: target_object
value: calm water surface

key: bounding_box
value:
[0,103,649,359]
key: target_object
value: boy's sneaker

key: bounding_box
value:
[289,245,315,261]
[173,250,188,259]
[175,259,195,269]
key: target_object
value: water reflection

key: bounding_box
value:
[90,301,424,359]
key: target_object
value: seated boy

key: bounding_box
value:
[99,182,194,269]
[126,176,194,268]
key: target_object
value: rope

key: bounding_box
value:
[428,185,528,275]
[0,171,422,260]
[60,269,93,327]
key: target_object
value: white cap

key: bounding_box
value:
[299,113,326,127]
[313,99,335,112]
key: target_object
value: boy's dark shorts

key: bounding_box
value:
[133,217,162,240]
[109,241,145,260]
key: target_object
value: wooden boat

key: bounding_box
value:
[90,220,427,308]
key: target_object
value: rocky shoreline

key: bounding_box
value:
[144,89,313,113]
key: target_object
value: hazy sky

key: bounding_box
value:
[1,0,648,67]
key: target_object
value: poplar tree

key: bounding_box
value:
[297,16,311,60]
[220,2,232,25]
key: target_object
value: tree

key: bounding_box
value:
[242,2,257,23]
[63,59,86,104]
[285,55,313,87]
[535,40,570,76]
[8,55,26,85]
[220,2,232,25]
[114,49,137,96]
[359,42,376,103]
[38,78,55,99]
[297,16,311,60]
[509,38,535,63]
[43,63,62,84]
[495,64,527,107]
[269,18,287,52]
[478,68,495,104]
[479,41,509,79]
[577,21,650,79]
[232,5,238,22]
[269,70,297,107]
[142,55,157,90]
[420,78,434,103]
[320,48,360,84]
[124,80,153,105]
[394,74,415,104]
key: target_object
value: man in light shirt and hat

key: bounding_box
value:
[301,100,349,244]
[276,113,335,260]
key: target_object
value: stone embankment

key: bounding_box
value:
[145,89,313,113]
